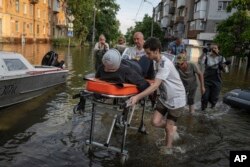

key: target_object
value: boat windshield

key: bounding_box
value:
[4,59,28,71]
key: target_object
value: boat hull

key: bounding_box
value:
[0,71,67,108]
[223,89,250,111]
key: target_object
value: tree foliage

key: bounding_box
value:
[67,0,93,45]
[125,14,165,45]
[93,0,121,45]
[214,0,250,60]
[227,0,250,11]
[67,0,121,45]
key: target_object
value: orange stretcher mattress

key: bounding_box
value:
[86,78,139,96]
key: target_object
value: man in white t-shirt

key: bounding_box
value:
[122,32,154,79]
[128,37,186,151]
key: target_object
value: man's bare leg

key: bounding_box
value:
[189,104,195,113]
[151,110,166,128]
[166,119,176,148]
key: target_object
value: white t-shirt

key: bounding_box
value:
[155,55,186,109]
[94,42,109,51]
[121,47,145,60]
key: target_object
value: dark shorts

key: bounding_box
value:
[186,86,197,105]
[155,99,183,122]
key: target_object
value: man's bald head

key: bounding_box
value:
[133,32,144,50]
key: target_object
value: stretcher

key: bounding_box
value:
[73,78,150,164]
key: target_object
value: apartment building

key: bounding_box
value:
[0,0,67,43]
[154,0,235,45]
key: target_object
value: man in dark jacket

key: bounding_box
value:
[96,49,150,92]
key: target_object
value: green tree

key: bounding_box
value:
[93,0,121,45]
[213,0,250,68]
[67,0,94,45]
[125,14,165,45]
[67,0,121,45]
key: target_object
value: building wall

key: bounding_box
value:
[0,0,67,43]
[158,0,235,43]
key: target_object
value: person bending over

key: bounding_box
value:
[96,49,150,92]
[175,53,205,113]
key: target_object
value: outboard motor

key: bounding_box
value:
[41,51,64,68]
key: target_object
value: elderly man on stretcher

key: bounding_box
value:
[95,49,152,93]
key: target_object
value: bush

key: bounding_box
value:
[51,38,79,47]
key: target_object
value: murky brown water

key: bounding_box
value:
[0,44,249,167]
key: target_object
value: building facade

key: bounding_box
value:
[154,0,235,45]
[0,0,67,43]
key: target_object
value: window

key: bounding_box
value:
[189,21,195,30]
[30,23,33,33]
[37,9,40,18]
[48,0,51,7]
[30,4,33,16]
[37,24,39,34]
[4,59,28,71]
[0,19,2,35]
[15,21,19,32]
[23,22,26,33]
[44,0,46,4]
[196,20,205,30]
[23,3,27,14]
[189,20,205,30]
[218,1,231,11]
[15,0,19,12]
[178,8,185,17]
[43,25,45,34]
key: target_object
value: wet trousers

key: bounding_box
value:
[201,81,221,110]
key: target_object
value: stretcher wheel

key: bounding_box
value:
[83,143,91,153]
[120,154,128,165]
[73,104,85,114]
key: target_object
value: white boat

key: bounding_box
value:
[0,51,68,108]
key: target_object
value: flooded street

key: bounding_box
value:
[0,44,249,167]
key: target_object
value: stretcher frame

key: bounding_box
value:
[73,89,148,164]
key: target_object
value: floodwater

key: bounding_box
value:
[0,44,249,167]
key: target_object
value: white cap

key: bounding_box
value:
[102,49,121,71]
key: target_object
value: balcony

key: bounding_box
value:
[56,20,67,28]
[177,0,185,9]
[169,20,174,27]
[53,0,60,13]
[161,17,170,28]
[29,0,39,4]
[187,30,202,39]
[169,7,175,14]
[194,11,206,20]
[175,16,184,23]
[197,32,217,41]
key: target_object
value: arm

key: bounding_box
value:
[129,78,162,106]
[194,63,205,95]
[105,43,109,50]
[94,42,100,51]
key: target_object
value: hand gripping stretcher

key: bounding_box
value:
[73,78,153,164]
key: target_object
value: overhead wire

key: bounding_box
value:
[134,0,144,21]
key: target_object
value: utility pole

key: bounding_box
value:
[92,0,96,45]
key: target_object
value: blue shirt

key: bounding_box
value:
[168,41,186,55]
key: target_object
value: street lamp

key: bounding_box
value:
[92,5,97,45]
[144,0,154,37]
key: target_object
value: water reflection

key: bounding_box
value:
[0,44,249,167]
